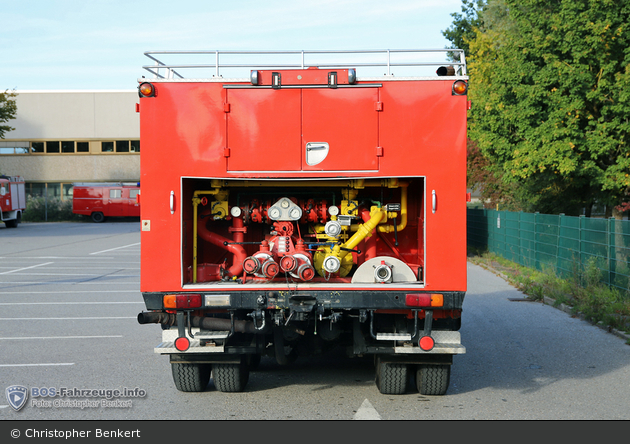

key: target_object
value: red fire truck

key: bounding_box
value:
[136,50,468,395]
[0,175,26,228]
[72,182,140,223]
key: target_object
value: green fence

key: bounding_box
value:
[467,209,630,293]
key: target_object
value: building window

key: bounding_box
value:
[0,142,31,154]
[61,141,75,153]
[116,141,130,152]
[31,142,44,153]
[77,142,89,153]
[101,140,140,153]
[46,141,60,153]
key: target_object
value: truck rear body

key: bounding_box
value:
[137,50,468,395]
[72,183,140,222]
[0,175,26,228]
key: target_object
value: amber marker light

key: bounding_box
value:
[138,82,156,97]
[452,80,468,96]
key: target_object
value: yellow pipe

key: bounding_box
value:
[192,197,200,283]
[209,178,406,189]
[333,206,386,260]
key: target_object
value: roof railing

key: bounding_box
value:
[142,49,466,80]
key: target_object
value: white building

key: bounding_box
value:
[0,90,140,199]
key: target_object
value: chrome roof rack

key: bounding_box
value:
[142,49,466,80]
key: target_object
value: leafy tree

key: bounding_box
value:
[442,0,485,59]
[450,0,630,217]
[0,89,17,139]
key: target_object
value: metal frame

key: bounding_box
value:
[143,49,467,80]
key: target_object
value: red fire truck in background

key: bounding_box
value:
[0,175,26,228]
[136,50,468,395]
[72,182,140,223]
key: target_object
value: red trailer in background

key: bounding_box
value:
[136,50,469,395]
[0,175,26,228]
[72,182,140,223]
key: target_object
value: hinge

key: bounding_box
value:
[375,102,383,111]
[224,103,231,113]
[376,146,384,157]
[135,103,140,113]
[223,148,231,158]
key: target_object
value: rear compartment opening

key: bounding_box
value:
[180,177,425,287]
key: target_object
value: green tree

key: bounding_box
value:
[0,89,17,139]
[450,0,630,217]
[442,0,485,59]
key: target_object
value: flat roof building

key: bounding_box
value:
[0,90,139,200]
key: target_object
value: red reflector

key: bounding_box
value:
[419,335,435,351]
[174,336,190,352]
[405,294,431,307]
[163,294,202,309]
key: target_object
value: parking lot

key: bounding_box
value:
[3,221,630,422]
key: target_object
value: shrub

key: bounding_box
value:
[21,195,87,222]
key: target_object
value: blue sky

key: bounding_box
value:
[1,0,463,90]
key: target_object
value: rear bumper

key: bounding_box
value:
[141,290,465,311]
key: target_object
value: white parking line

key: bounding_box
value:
[0,363,75,367]
[0,317,136,320]
[90,242,140,255]
[0,290,138,294]
[0,335,123,340]
[0,262,54,275]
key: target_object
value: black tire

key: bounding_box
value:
[375,357,408,395]
[91,212,105,223]
[171,363,211,392]
[416,365,451,396]
[213,362,250,392]
[5,219,18,228]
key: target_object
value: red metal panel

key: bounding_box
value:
[227,89,301,171]
[302,88,378,171]
[378,80,468,292]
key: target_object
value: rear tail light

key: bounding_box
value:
[174,336,190,352]
[405,293,444,307]
[163,294,202,309]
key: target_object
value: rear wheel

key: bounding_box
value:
[91,212,105,223]
[5,212,20,228]
[213,362,250,392]
[171,363,211,392]
[416,364,450,395]
[375,357,408,395]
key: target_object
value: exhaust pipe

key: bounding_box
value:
[137,312,268,334]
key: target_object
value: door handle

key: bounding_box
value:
[432,190,437,214]
[170,191,175,215]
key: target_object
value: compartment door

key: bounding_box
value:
[226,89,302,171]
[302,88,379,171]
